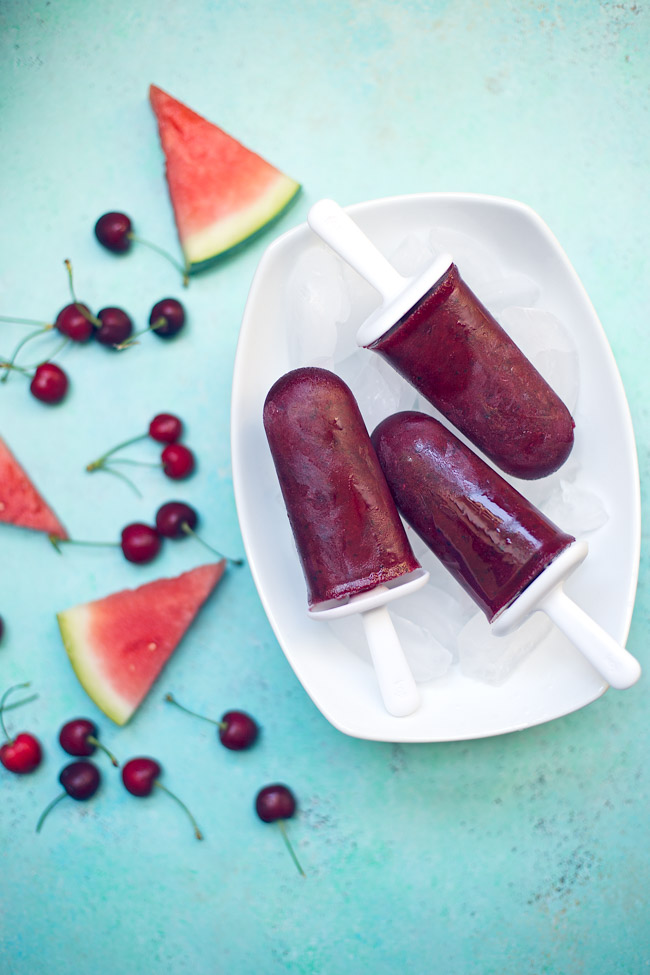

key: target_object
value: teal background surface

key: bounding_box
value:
[1,1,648,972]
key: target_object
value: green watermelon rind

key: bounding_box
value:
[57,605,134,726]
[183,174,301,271]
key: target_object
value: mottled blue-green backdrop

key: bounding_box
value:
[1,2,648,973]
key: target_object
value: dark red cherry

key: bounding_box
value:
[161,444,195,480]
[155,502,197,538]
[148,413,183,444]
[59,718,119,766]
[36,760,101,832]
[220,712,259,751]
[30,363,68,404]
[122,756,159,796]
[94,212,132,253]
[149,298,185,339]
[255,784,304,875]
[0,732,42,774]
[55,303,94,343]
[122,756,203,839]
[95,307,133,346]
[120,523,161,564]
[256,784,297,823]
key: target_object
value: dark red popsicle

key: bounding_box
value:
[263,368,420,606]
[371,411,575,621]
[367,264,575,479]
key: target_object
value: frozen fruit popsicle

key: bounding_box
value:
[372,411,640,689]
[263,367,429,716]
[308,198,574,480]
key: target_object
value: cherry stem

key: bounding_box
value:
[86,735,119,767]
[164,692,224,729]
[106,459,161,468]
[0,693,38,713]
[0,682,32,741]
[127,233,190,287]
[154,780,203,840]
[181,523,244,567]
[25,335,69,369]
[115,317,168,351]
[1,327,53,382]
[277,819,305,877]
[63,259,101,327]
[0,316,52,327]
[49,535,120,554]
[35,792,66,833]
[94,465,142,497]
[0,360,32,377]
[86,433,148,471]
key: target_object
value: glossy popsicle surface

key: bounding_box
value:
[263,368,420,606]
[368,264,575,479]
[371,411,575,621]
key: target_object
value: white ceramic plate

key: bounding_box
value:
[231,193,640,742]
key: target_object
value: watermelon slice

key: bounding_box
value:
[0,436,67,538]
[57,561,225,725]
[149,84,300,271]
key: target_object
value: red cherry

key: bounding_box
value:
[161,443,195,480]
[149,298,186,339]
[149,413,183,444]
[55,303,94,343]
[120,523,161,564]
[255,784,304,875]
[155,501,197,538]
[122,756,159,796]
[94,212,132,253]
[30,362,68,404]
[122,757,203,839]
[0,732,42,774]
[164,693,259,750]
[59,718,119,766]
[220,712,259,751]
[36,760,101,832]
[256,784,297,823]
[95,307,133,346]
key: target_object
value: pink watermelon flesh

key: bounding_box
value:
[58,561,226,725]
[0,436,67,538]
[149,84,300,268]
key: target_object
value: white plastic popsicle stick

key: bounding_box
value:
[493,542,641,690]
[307,198,407,302]
[360,602,420,717]
[309,570,429,716]
[308,198,453,348]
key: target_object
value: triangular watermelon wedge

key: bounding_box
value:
[57,561,226,725]
[149,84,301,272]
[0,436,67,539]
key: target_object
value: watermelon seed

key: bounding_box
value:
[94,211,190,287]
[164,692,258,750]
[155,501,244,566]
[36,760,101,833]
[121,757,203,840]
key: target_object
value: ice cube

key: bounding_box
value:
[390,233,435,277]
[543,480,609,535]
[458,611,552,685]
[286,246,350,365]
[499,306,580,413]
[429,225,504,290]
[335,354,406,431]
[390,613,453,682]
[475,272,541,314]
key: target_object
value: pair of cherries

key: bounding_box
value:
[86,412,195,491]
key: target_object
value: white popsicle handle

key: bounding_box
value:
[308,198,406,302]
[360,604,420,716]
[541,588,641,690]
